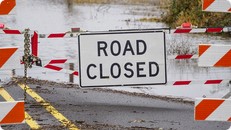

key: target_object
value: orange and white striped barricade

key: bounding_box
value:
[202,0,231,13]
[0,47,20,70]
[198,44,231,67]
[0,101,25,125]
[0,0,16,15]
[195,98,231,121]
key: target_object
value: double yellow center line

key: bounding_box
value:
[0,84,80,130]
[18,84,79,130]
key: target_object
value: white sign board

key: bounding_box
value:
[78,31,167,87]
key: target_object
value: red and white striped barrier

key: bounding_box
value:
[0,29,23,34]
[38,32,79,38]
[0,101,25,125]
[172,27,224,34]
[0,27,230,37]
[43,59,78,76]
[0,30,79,38]
[195,98,231,121]
[26,27,231,37]
[0,47,20,70]
[202,0,231,13]
[168,54,198,60]
[20,58,79,76]
[198,44,231,67]
[31,31,38,56]
[169,79,229,86]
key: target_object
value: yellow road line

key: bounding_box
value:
[18,84,79,130]
[0,87,41,130]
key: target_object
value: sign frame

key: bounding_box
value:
[78,30,167,88]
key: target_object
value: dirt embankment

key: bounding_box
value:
[9,77,194,105]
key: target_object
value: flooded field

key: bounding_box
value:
[0,0,231,99]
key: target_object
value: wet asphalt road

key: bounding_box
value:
[1,79,231,130]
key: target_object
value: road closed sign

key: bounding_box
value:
[78,31,167,87]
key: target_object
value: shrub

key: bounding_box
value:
[162,0,231,28]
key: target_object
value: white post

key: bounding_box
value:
[229,80,231,93]
[227,125,231,130]
[0,126,4,130]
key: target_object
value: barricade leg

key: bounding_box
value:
[228,125,231,130]
[229,81,231,92]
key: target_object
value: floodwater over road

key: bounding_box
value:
[0,0,231,99]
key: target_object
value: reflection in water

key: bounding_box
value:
[66,0,74,12]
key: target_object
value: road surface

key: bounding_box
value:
[0,78,230,130]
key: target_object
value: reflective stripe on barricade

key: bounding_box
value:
[0,101,25,125]
[202,0,231,13]
[195,98,231,121]
[0,47,20,70]
[198,44,231,67]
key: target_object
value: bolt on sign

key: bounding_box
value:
[78,31,167,88]
[0,0,16,15]
[202,0,231,13]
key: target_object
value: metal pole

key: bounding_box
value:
[69,63,74,83]
[11,69,15,78]
[222,80,231,99]
[229,80,231,93]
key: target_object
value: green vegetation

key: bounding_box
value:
[138,17,162,22]
[162,0,231,28]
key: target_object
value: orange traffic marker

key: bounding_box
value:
[0,47,17,68]
[198,44,210,57]
[0,0,16,15]
[195,99,224,120]
[202,0,231,13]
[198,44,231,67]
[195,98,231,121]
[0,101,25,125]
[202,0,215,10]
